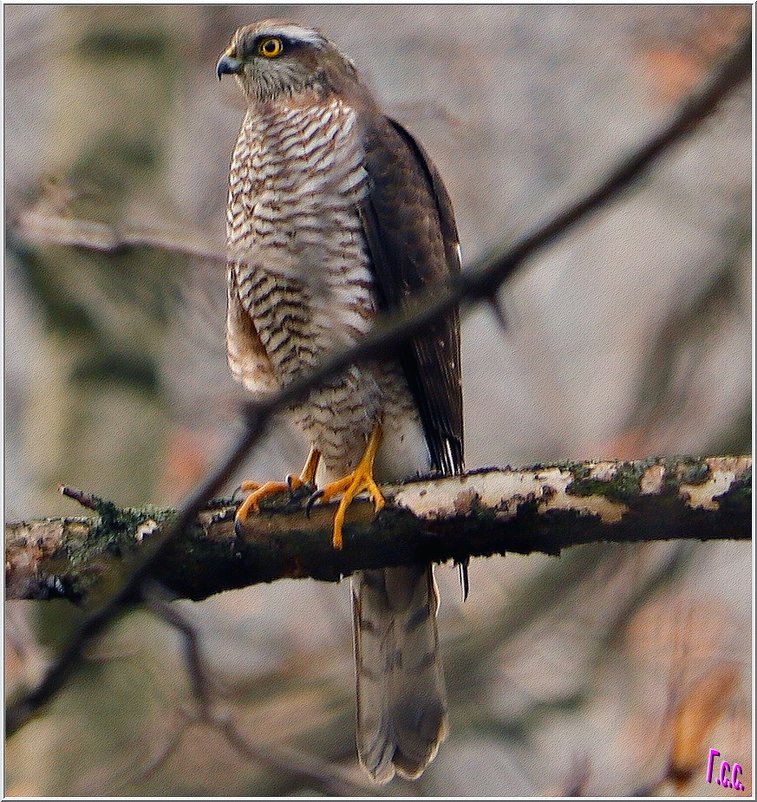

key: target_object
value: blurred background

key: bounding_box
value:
[4,4,752,797]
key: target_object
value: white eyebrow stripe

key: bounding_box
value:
[259,25,326,47]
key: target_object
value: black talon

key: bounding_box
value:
[305,488,324,518]
[457,559,470,602]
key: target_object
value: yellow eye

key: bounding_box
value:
[258,37,283,58]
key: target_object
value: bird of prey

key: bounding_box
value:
[217,20,463,783]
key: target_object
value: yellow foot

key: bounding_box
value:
[235,447,321,526]
[308,426,385,550]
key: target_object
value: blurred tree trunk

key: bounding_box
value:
[9,7,194,795]
[18,6,191,514]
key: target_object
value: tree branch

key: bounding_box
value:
[4,26,750,737]
[6,457,751,605]
[15,205,226,263]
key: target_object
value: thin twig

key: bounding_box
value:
[214,713,374,796]
[17,208,226,263]
[4,26,751,737]
[142,582,212,717]
[58,484,99,511]
[141,585,372,795]
[134,713,192,782]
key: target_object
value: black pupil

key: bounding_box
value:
[264,39,277,53]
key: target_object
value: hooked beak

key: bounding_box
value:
[216,51,243,80]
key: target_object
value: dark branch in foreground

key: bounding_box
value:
[4,27,751,738]
[6,457,751,606]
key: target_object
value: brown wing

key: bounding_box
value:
[226,263,278,396]
[359,116,463,475]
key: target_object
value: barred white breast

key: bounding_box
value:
[225,93,423,475]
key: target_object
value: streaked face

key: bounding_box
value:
[216,20,333,101]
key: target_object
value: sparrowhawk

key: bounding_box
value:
[216,19,463,783]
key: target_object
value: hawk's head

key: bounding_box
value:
[216,19,358,102]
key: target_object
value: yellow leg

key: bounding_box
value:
[299,446,321,486]
[313,425,385,550]
[235,447,321,525]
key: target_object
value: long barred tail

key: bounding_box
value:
[351,565,448,783]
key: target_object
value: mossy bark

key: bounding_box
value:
[6,457,751,605]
